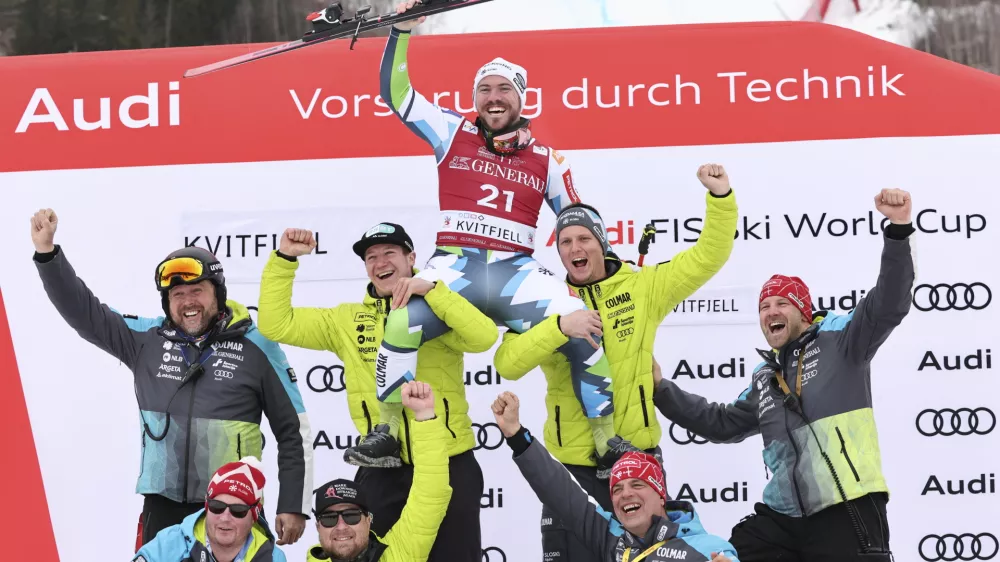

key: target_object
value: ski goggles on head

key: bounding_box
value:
[155,257,209,290]
[206,498,258,519]
[317,508,366,528]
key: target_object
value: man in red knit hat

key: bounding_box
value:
[134,457,288,562]
[650,189,914,561]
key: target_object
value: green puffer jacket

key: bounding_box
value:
[494,190,739,466]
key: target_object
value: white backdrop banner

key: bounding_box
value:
[3,135,999,562]
[2,19,1000,562]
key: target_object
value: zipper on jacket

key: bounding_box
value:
[584,286,600,310]
[402,413,413,464]
[782,407,808,515]
[237,433,242,459]
[362,401,373,434]
[555,406,563,447]
[443,398,457,438]
[836,427,861,482]
[639,385,650,427]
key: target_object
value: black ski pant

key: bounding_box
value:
[355,449,484,562]
[730,492,892,562]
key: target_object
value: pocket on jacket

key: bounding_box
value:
[555,405,563,447]
[639,385,650,427]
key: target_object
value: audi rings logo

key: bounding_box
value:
[913,283,992,311]
[916,408,996,436]
[307,365,347,393]
[668,422,708,445]
[472,422,504,451]
[482,547,506,562]
[919,533,998,561]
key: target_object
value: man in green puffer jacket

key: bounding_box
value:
[257,224,497,562]
[306,381,452,562]
[494,164,739,562]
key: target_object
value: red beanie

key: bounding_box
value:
[206,456,266,521]
[759,274,813,323]
[609,452,666,504]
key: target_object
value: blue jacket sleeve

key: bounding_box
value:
[132,525,190,562]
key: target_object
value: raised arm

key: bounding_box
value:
[256,230,348,354]
[383,382,453,559]
[649,164,739,321]
[652,363,760,444]
[31,210,141,369]
[493,392,616,556]
[840,189,916,363]
[543,147,583,215]
[380,14,464,163]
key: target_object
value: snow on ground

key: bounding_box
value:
[418,0,931,47]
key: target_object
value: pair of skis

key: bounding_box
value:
[184,0,494,78]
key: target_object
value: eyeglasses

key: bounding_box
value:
[206,499,257,519]
[318,509,366,528]
[156,257,206,289]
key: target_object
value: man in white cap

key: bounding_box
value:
[354,0,640,496]
[133,456,287,562]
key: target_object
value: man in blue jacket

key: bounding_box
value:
[492,391,739,562]
[134,457,286,562]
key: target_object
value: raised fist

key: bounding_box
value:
[696,164,731,196]
[401,381,436,421]
[392,0,426,31]
[30,208,58,253]
[874,188,912,225]
[279,228,317,257]
[491,391,522,438]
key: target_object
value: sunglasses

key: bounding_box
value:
[156,257,207,289]
[206,499,257,519]
[318,508,366,528]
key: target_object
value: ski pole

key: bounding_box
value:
[636,223,656,266]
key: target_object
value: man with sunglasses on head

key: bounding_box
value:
[30,209,313,549]
[133,457,287,562]
[307,381,452,562]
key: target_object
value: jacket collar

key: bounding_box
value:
[363,268,420,314]
[566,257,628,299]
[755,313,827,370]
[158,299,252,344]
[622,500,706,547]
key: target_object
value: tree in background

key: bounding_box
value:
[914,0,1000,75]
[3,0,396,55]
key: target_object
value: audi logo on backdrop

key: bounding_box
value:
[919,533,998,561]
[913,283,992,311]
[916,408,996,436]
[472,422,505,451]
[668,422,708,445]
[482,547,507,562]
[307,365,347,393]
